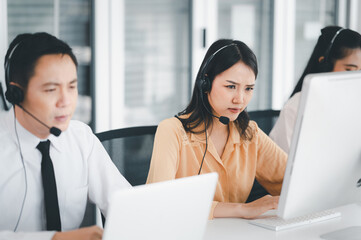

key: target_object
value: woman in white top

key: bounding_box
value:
[270,26,361,153]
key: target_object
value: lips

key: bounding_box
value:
[54,115,69,123]
[228,108,241,114]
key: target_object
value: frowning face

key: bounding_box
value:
[207,61,256,122]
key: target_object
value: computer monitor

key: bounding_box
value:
[278,71,361,220]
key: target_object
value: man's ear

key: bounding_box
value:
[9,82,23,89]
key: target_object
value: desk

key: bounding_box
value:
[204,203,361,240]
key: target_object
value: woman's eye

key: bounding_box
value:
[246,87,254,91]
[45,88,56,92]
[226,85,236,89]
[344,67,358,71]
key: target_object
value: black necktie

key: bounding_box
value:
[37,140,62,231]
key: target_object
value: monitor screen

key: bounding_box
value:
[278,71,361,219]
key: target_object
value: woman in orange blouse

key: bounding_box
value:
[147,39,287,219]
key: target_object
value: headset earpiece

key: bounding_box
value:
[5,84,24,105]
[198,76,211,93]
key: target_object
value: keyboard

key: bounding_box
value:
[249,210,341,231]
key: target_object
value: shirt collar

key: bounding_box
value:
[190,130,207,143]
[228,122,241,144]
[5,107,64,152]
[48,133,64,152]
[189,121,241,145]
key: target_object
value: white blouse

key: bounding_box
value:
[269,92,301,153]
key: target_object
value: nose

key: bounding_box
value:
[56,88,71,108]
[232,91,244,104]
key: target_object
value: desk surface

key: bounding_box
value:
[204,203,361,240]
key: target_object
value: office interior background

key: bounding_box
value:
[1,0,361,133]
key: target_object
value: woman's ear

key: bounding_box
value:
[318,56,325,63]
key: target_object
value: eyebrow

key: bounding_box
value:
[69,79,78,84]
[42,79,78,87]
[343,64,358,68]
[226,80,240,85]
[226,80,255,87]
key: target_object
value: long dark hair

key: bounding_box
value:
[177,39,258,140]
[290,26,361,97]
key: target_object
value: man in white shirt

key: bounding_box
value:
[0,32,131,240]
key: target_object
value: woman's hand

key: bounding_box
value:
[52,225,103,240]
[239,195,279,219]
[213,195,279,219]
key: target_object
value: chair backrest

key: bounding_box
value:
[96,125,158,186]
[248,109,280,135]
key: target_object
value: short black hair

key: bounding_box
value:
[4,32,78,90]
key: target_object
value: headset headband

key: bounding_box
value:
[200,43,237,78]
[323,28,345,61]
[5,41,22,86]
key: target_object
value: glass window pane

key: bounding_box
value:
[59,0,92,125]
[7,0,92,125]
[7,0,54,40]
[218,0,273,110]
[124,0,190,126]
[294,0,337,85]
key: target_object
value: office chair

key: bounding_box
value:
[84,125,158,226]
[95,110,279,185]
[248,109,280,135]
[246,109,281,202]
[96,125,158,186]
[91,115,280,220]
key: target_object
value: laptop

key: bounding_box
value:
[250,71,361,231]
[103,172,218,240]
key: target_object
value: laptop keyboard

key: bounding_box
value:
[249,209,341,231]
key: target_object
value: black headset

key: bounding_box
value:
[196,43,236,174]
[3,40,28,232]
[5,41,25,105]
[197,43,237,93]
[5,37,62,231]
[319,27,345,72]
[4,40,62,137]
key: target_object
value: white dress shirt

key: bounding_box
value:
[269,92,301,153]
[0,108,131,240]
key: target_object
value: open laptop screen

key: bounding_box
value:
[103,173,218,240]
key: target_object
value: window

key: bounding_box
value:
[7,0,92,125]
[123,0,191,126]
[294,0,337,83]
[218,0,274,110]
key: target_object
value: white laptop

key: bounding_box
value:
[250,71,361,231]
[103,172,218,240]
